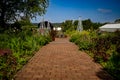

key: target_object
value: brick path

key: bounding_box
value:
[14,38,114,80]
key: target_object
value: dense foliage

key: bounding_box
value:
[70,31,120,80]
[0,0,49,28]
[62,20,73,32]
[115,18,120,23]
[0,26,51,79]
[61,19,103,32]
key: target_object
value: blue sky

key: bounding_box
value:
[31,0,120,23]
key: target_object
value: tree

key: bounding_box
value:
[73,20,78,30]
[92,22,103,30]
[62,20,73,32]
[82,19,92,30]
[0,0,49,28]
[62,19,103,32]
[115,19,120,23]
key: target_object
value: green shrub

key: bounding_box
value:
[0,53,17,80]
[92,35,112,62]
[78,41,92,50]
[70,30,120,79]
[70,33,80,42]
[70,31,92,50]
[0,25,52,79]
[104,52,120,80]
[65,30,76,37]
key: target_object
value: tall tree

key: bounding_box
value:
[82,19,92,30]
[62,20,73,32]
[0,0,49,28]
[92,22,103,30]
[115,19,120,23]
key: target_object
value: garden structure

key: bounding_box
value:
[38,21,56,41]
[99,23,120,32]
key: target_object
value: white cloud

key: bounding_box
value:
[97,8,112,13]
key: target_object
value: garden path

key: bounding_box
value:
[15,38,114,80]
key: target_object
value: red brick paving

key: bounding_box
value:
[14,38,114,80]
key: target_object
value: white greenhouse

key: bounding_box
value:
[99,23,120,32]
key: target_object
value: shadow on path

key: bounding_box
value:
[96,68,115,80]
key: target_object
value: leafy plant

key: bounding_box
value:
[0,25,52,79]
[0,51,17,80]
[104,52,120,80]
[70,30,120,79]
[70,31,92,50]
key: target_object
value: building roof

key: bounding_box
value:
[99,23,120,29]
[99,23,120,32]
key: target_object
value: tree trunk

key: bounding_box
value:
[0,7,6,30]
[0,0,7,29]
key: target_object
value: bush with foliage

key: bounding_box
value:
[70,30,120,79]
[104,51,120,79]
[0,25,51,79]
[0,49,17,80]
[70,31,92,50]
